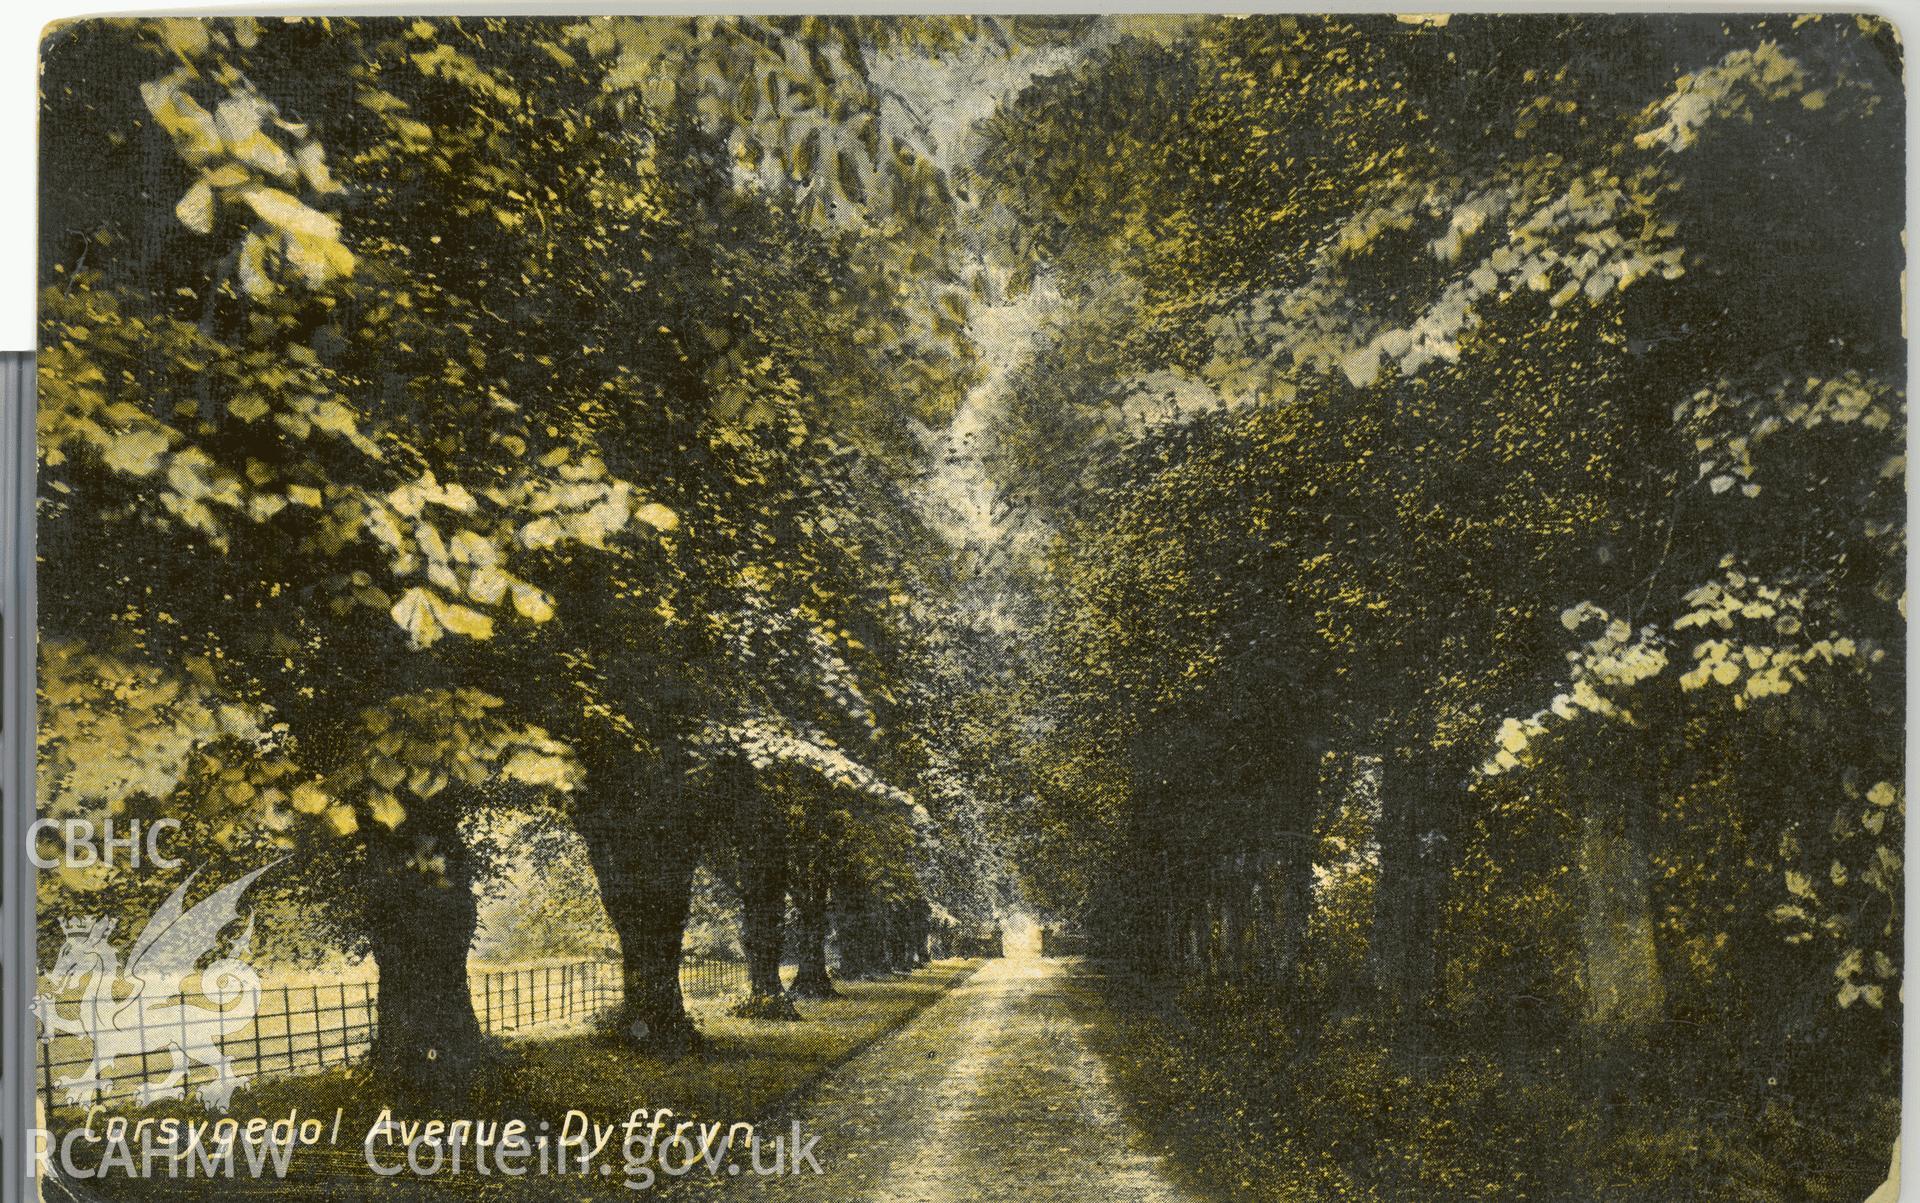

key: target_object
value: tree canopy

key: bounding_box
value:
[37,14,1902,1197]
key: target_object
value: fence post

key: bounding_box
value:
[136,1001,150,1102]
[282,986,294,1071]
[251,990,265,1078]
[310,985,326,1068]
[177,991,189,1093]
[216,985,234,1086]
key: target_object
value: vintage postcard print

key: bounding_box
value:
[31,13,1904,1203]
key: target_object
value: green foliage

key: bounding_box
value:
[37,15,990,1002]
[34,14,1903,1186]
[983,13,1901,1198]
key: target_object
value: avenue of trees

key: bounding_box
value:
[975,13,1902,1201]
[38,15,1009,1090]
[36,14,1904,1200]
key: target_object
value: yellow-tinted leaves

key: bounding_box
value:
[175,180,215,234]
[510,581,555,623]
[467,564,510,606]
[294,142,342,194]
[156,17,211,60]
[369,755,406,792]
[390,585,497,647]
[390,587,439,646]
[218,95,297,179]
[369,792,407,829]
[635,501,680,532]
[142,62,354,296]
[1635,41,1812,152]
[519,516,564,549]
[564,496,629,549]
[229,394,269,423]
[334,692,580,828]
[101,429,170,477]
[240,187,353,286]
[284,232,356,289]
[141,75,222,164]
[387,473,476,518]
[449,530,496,565]
[291,781,331,814]
[437,598,494,640]
[502,748,571,788]
[237,231,272,298]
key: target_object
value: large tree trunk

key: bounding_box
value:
[1155,851,1179,976]
[576,753,708,1056]
[885,905,915,972]
[1578,754,1667,1140]
[1216,859,1242,979]
[363,799,488,1096]
[833,876,886,979]
[878,906,901,972]
[597,833,702,1053]
[790,849,837,999]
[729,774,800,1020]
[1266,743,1325,987]
[1580,769,1665,1032]
[908,899,932,966]
[1371,749,1461,1032]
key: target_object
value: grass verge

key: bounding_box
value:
[35,959,982,1202]
[1065,964,1897,1203]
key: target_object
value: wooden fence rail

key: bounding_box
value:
[36,955,746,1113]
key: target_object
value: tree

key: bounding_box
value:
[40,15,680,1089]
[976,13,1900,1193]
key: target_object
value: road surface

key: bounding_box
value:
[728,956,1198,1203]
